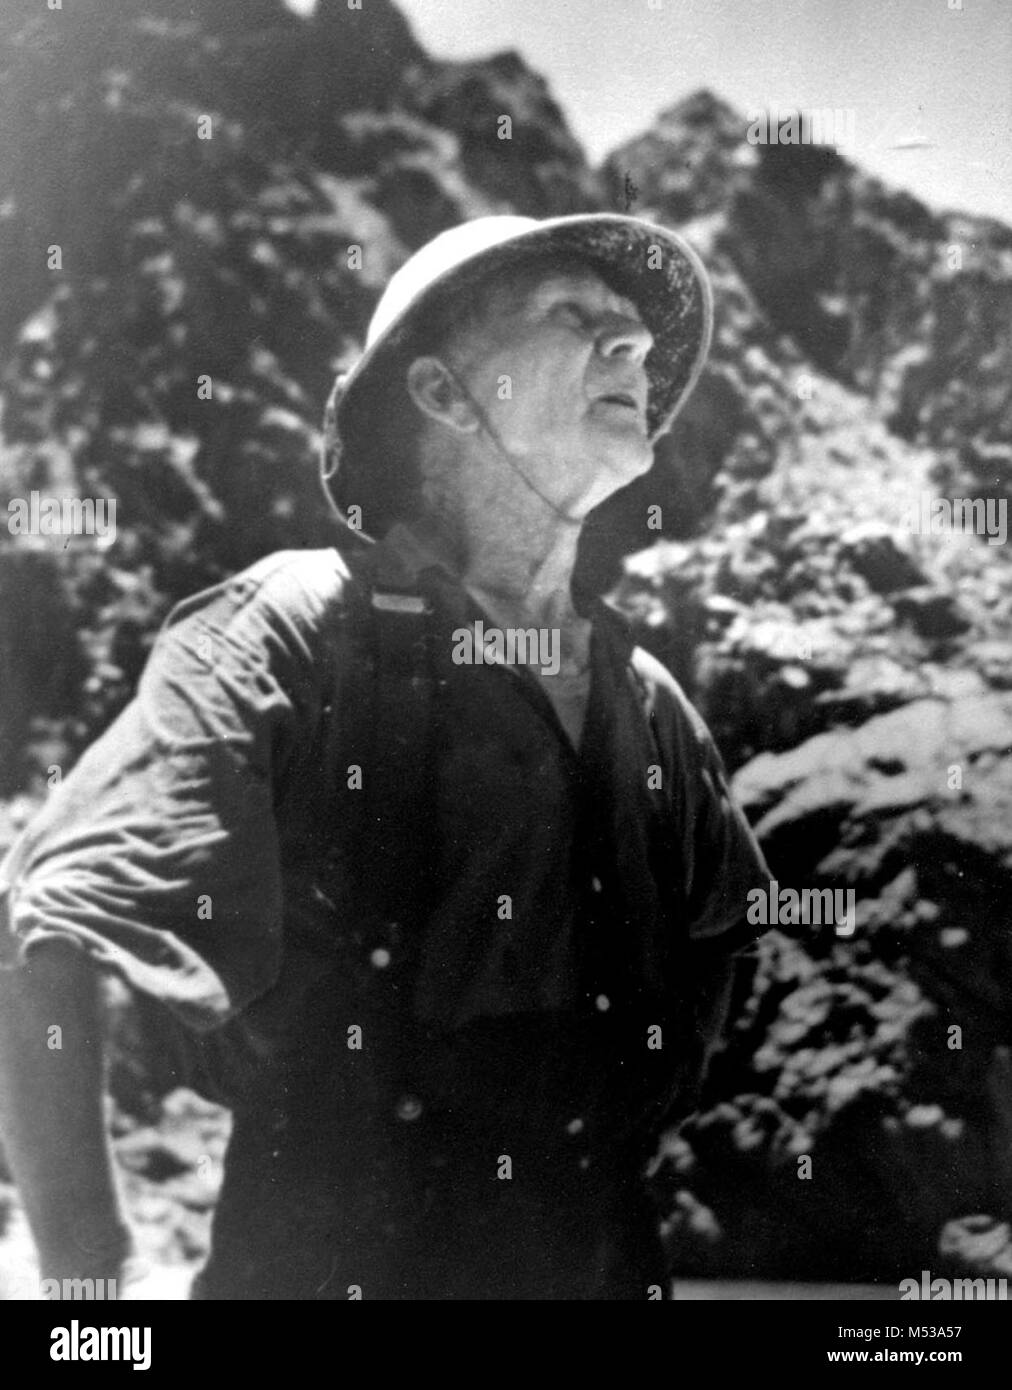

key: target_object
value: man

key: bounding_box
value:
[0,214,770,1300]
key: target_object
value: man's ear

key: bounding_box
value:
[405,356,480,434]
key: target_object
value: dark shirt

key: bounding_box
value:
[0,524,770,1298]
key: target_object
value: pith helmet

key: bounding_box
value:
[322,212,713,501]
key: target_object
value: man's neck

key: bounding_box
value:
[395,508,586,638]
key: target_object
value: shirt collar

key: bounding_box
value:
[374,519,637,666]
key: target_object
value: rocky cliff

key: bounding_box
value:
[1,0,1009,1284]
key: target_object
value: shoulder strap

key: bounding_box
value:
[343,548,442,932]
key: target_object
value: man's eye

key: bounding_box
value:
[553,302,588,328]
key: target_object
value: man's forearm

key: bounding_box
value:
[0,928,131,1281]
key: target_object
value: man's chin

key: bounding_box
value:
[536,433,653,518]
[573,447,653,518]
[596,435,654,485]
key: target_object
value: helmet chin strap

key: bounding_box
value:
[442,364,585,528]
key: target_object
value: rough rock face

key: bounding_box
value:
[0,0,1009,1285]
[402,50,603,219]
[678,697,1012,1279]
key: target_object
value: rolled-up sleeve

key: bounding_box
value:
[636,647,772,955]
[680,718,772,953]
[0,550,343,1031]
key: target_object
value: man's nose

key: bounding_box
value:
[597,314,654,363]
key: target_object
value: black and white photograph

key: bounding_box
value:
[0,0,1009,1349]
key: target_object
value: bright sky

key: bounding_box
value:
[344,0,1011,226]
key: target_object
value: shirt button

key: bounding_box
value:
[591,877,603,894]
[395,1094,423,1122]
[595,994,611,1012]
[370,948,391,969]
[566,1118,585,1136]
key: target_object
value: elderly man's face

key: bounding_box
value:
[446,257,656,511]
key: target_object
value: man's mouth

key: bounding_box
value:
[596,391,642,413]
